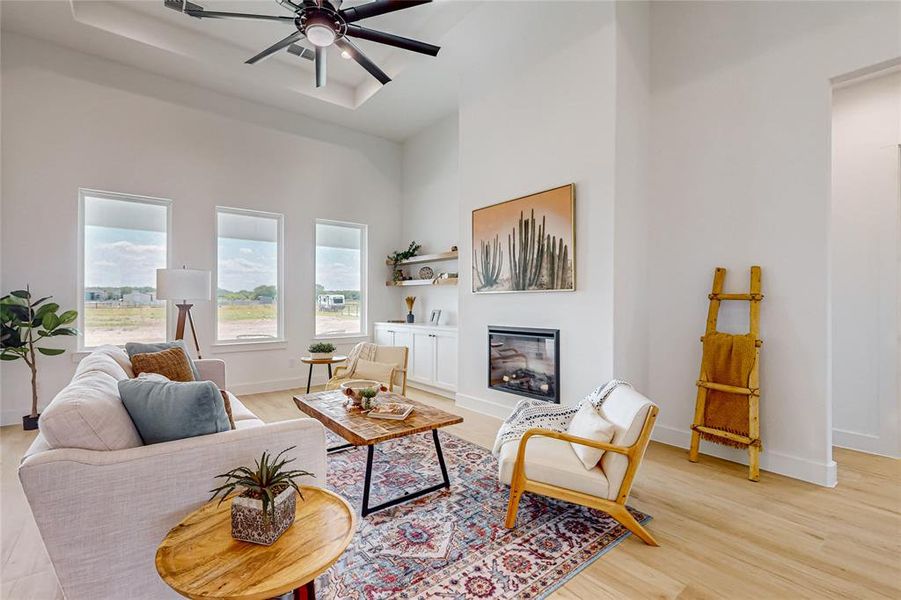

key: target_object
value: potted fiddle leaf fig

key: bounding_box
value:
[0,287,78,430]
[209,447,314,546]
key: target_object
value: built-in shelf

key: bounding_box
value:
[385,251,458,266]
[386,277,458,287]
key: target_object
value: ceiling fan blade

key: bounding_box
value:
[335,37,391,85]
[340,0,432,24]
[345,25,439,56]
[287,44,315,61]
[246,30,306,64]
[315,46,327,88]
[179,6,296,22]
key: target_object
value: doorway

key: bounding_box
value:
[830,67,901,458]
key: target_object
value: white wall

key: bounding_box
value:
[454,2,618,417]
[398,115,459,326]
[647,1,901,485]
[0,32,402,424]
[613,1,651,392]
[831,69,901,457]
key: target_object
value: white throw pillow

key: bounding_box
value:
[566,401,616,470]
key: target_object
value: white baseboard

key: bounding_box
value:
[454,392,515,420]
[653,424,837,488]
[407,380,456,400]
[832,428,899,458]
[228,374,330,396]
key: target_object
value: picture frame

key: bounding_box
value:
[472,184,575,293]
[429,309,442,325]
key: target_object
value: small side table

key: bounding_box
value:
[156,485,355,600]
[300,355,347,394]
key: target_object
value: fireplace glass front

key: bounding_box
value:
[488,326,560,403]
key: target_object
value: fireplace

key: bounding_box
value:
[488,326,560,403]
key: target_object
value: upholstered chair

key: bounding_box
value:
[326,345,409,394]
[498,385,659,545]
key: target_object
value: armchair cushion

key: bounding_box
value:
[498,436,609,498]
[566,402,616,469]
[352,359,396,385]
[598,387,654,500]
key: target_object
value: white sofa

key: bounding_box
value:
[18,346,327,600]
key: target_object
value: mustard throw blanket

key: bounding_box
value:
[700,332,757,448]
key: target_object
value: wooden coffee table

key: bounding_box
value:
[156,486,354,600]
[293,390,463,517]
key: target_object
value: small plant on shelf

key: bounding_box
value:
[388,241,422,282]
[308,342,336,358]
[209,447,314,546]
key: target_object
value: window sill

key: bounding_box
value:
[313,333,368,342]
[209,340,288,353]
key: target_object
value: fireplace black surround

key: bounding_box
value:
[488,326,560,403]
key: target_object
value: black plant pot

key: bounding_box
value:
[23,414,40,431]
[406,312,414,323]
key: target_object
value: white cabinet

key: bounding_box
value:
[373,323,457,394]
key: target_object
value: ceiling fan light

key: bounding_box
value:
[341,50,351,59]
[306,24,336,47]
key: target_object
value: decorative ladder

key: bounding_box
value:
[689,266,764,481]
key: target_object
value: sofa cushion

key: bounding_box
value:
[566,401,616,470]
[89,345,135,378]
[130,347,196,382]
[39,371,143,451]
[226,393,259,422]
[125,340,200,380]
[119,379,231,445]
[74,352,130,382]
[498,435,609,498]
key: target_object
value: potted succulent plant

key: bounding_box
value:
[307,342,336,359]
[359,387,380,411]
[341,381,387,408]
[209,447,314,546]
[0,287,78,430]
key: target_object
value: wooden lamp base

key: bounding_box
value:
[174,303,203,359]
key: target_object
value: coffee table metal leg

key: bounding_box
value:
[305,364,313,394]
[361,430,451,517]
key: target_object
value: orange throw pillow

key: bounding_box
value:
[219,390,236,430]
[130,347,196,383]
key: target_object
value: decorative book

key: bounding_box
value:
[367,401,414,420]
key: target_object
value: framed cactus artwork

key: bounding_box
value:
[472,184,575,293]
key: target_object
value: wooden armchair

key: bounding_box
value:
[499,387,659,546]
[325,345,409,395]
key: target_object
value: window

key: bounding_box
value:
[79,190,171,349]
[315,220,366,337]
[216,208,283,342]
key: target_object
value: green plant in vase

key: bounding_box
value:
[388,241,421,282]
[308,342,336,358]
[360,387,379,411]
[209,447,314,545]
[0,286,78,430]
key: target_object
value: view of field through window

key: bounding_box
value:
[315,221,364,336]
[82,194,168,347]
[217,209,281,341]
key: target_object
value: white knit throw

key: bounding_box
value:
[345,341,378,377]
[491,379,631,456]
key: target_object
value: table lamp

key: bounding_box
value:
[156,267,212,358]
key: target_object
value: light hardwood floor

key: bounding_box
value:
[2,386,899,599]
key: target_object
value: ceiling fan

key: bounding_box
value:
[163,0,440,88]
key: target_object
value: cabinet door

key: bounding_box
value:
[433,333,458,389]
[410,332,435,382]
[393,329,413,351]
[374,326,394,347]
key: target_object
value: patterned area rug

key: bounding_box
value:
[318,431,650,599]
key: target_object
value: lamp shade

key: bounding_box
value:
[156,268,211,301]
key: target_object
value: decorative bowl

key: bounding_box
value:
[340,380,382,405]
[419,266,434,279]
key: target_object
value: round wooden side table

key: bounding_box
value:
[300,355,348,393]
[156,486,355,600]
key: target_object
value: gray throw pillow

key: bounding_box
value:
[118,379,230,445]
[125,340,201,381]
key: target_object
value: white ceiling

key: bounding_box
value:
[0,0,478,141]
